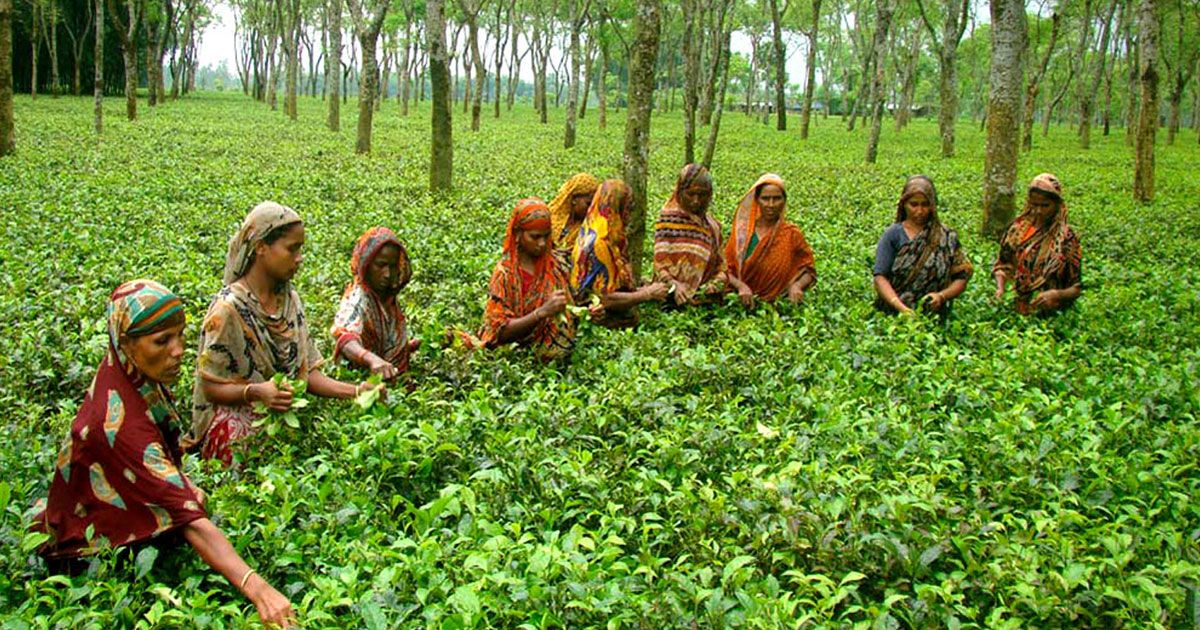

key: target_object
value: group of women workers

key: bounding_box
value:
[30,164,1081,628]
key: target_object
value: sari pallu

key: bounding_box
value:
[570,180,639,328]
[725,174,817,301]
[653,165,724,302]
[477,198,577,361]
[34,280,206,561]
[876,224,973,313]
[993,174,1081,314]
[186,202,324,464]
[331,227,414,371]
[549,173,601,269]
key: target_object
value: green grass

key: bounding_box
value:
[0,91,1198,628]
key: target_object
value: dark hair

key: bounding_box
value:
[262,221,302,245]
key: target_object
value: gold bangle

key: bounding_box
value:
[242,383,252,403]
[354,384,362,397]
[239,568,256,590]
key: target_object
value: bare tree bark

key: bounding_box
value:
[347,0,391,154]
[493,0,508,118]
[768,0,788,130]
[46,0,59,96]
[864,0,895,163]
[915,0,971,156]
[1022,11,1061,152]
[682,0,701,160]
[459,0,487,131]
[29,0,41,99]
[1079,0,1117,148]
[563,0,588,147]
[1162,0,1198,145]
[63,0,93,96]
[1133,0,1159,202]
[108,0,140,120]
[327,0,342,131]
[982,0,1027,239]
[284,0,301,120]
[94,0,103,133]
[799,0,822,139]
[0,0,13,155]
[702,23,733,166]
[623,0,660,278]
[700,0,732,126]
[429,0,452,191]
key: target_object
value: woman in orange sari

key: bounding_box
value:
[472,198,577,361]
[724,174,816,307]
[993,173,1082,314]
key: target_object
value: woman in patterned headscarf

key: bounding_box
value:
[653,163,726,306]
[465,198,576,361]
[873,175,974,314]
[32,280,296,628]
[186,202,382,466]
[331,226,420,380]
[548,172,601,268]
[569,180,669,328]
[724,174,817,307]
[993,173,1082,314]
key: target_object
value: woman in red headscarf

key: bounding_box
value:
[471,198,577,361]
[724,174,817,307]
[331,226,421,380]
[993,173,1082,314]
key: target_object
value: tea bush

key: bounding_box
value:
[0,93,1197,628]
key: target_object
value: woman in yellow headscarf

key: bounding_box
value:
[569,180,668,328]
[548,173,600,268]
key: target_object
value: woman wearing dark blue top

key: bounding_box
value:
[872,176,973,314]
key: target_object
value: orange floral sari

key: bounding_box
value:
[725,174,816,301]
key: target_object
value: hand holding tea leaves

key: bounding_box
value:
[537,291,569,320]
[252,374,310,431]
[355,374,386,409]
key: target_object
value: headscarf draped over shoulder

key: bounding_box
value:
[549,173,601,252]
[331,226,414,368]
[876,175,973,311]
[34,280,205,560]
[477,198,575,360]
[725,174,816,301]
[653,164,723,301]
[993,172,1081,311]
[570,179,635,301]
[223,201,303,286]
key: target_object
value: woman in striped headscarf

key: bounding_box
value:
[653,163,726,306]
[473,198,577,360]
[993,173,1082,314]
[32,280,296,628]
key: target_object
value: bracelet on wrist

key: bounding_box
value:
[239,568,256,590]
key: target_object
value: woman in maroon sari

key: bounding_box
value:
[33,280,295,628]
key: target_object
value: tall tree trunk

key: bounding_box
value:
[0,0,13,155]
[800,0,822,139]
[1132,0,1159,202]
[702,25,733,166]
[108,0,140,120]
[47,0,59,97]
[681,0,700,160]
[915,0,970,156]
[768,0,787,130]
[894,27,922,131]
[597,35,608,129]
[327,0,342,131]
[563,0,584,148]
[30,1,40,99]
[93,0,103,133]
[1080,0,1117,149]
[580,34,595,119]
[982,0,1027,238]
[493,0,507,118]
[1022,12,1061,152]
[428,0,453,191]
[285,0,301,120]
[1125,16,1138,146]
[1042,75,1071,137]
[864,0,894,163]
[356,32,379,153]
[623,0,660,278]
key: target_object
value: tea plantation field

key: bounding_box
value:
[0,93,1198,628]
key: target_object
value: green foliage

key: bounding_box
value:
[0,93,1198,628]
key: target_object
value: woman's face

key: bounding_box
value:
[571,192,593,221]
[365,243,403,297]
[680,182,712,215]
[904,192,932,226]
[518,227,551,259]
[121,323,186,384]
[255,223,305,282]
[757,184,785,222]
[1027,190,1059,227]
